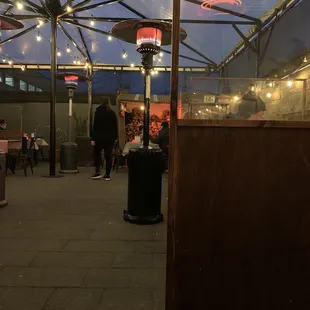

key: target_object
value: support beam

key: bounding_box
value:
[73,13,92,63]
[185,0,260,23]
[58,22,89,60]
[61,16,256,25]
[232,24,258,54]
[0,24,37,46]
[63,20,212,65]
[0,63,208,72]
[4,14,44,20]
[119,1,218,66]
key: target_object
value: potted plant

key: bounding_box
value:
[74,113,93,166]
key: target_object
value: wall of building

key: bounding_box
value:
[223,0,310,78]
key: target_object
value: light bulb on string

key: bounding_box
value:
[66,45,71,53]
[158,58,162,62]
[287,80,293,87]
[151,70,155,76]
[66,6,72,12]
[122,51,128,59]
[90,20,95,26]
[303,56,308,63]
[267,93,272,98]
[77,59,81,65]
[16,1,23,10]
[37,19,44,28]
[36,32,42,42]
[2,58,6,63]
[8,60,13,65]
[155,70,159,75]
[159,52,163,57]
[73,57,77,64]
[108,35,112,41]
[130,63,135,67]
[141,69,145,74]
[21,65,25,71]
[57,49,61,57]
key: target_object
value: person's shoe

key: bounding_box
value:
[103,175,111,181]
[90,173,102,180]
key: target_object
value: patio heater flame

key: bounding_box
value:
[201,0,242,14]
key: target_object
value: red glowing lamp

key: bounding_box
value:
[136,27,163,50]
[201,0,242,14]
[57,72,88,90]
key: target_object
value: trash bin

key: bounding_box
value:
[0,151,8,207]
[60,142,79,174]
[124,147,165,224]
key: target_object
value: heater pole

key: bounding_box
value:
[49,16,57,176]
[68,90,73,143]
[143,69,151,148]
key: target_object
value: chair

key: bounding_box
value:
[19,137,34,177]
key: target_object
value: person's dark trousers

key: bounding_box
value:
[94,140,114,176]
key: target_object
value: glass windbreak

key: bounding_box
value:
[179,78,307,121]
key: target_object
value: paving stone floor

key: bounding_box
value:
[0,165,167,310]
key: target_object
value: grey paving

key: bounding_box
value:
[0,165,167,309]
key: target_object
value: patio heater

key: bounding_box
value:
[112,20,187,224]
[57,73,88,174]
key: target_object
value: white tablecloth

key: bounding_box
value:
[122,142,160,156]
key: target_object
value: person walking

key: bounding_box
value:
[91,97,118,181]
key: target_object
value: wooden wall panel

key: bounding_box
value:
[168,122,310,309]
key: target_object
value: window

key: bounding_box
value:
[5,74,14,87]
[20,80,27,91]
[28,84,35,92]
[36,87,42,92]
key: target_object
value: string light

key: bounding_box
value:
[90,20,95,26]
[57,49,61,57]
[267,93,272,98]
[287,80,293,87]
[77,59,81,65]
[130,63,135,67]
[303,56,308,63]
[233,96,239,102]
[21,65,25,71]
[108,35,112,41]
[122,51,128,59]
[66,45,71,53]
[2,58,6,63]
[151,70,155,76]
[8,60,13,65]
[141,70,145,74]
[73,57,77,64]
[140,106,145,110]
[36,32,42,42]
[37,19,44,28]
[16,1,23,10]
[66,6,72,12]
[159,52,163,57]
[155,70,159,75]
[158,58,162,62]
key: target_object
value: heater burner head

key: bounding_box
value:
[0,15,24,30]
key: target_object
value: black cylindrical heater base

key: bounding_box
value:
[125,148,165,225]
[0,151,8,207]
[60,142,79,174]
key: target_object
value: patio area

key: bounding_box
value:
[0,166,167,310]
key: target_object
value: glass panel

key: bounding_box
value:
[20,80,27,91]
[28,84,35,92]
[5,75,14,87]
[180,77,307,121]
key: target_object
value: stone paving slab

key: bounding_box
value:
[43,288,103,310]
[0,288,53,310]
[0,166,167,309]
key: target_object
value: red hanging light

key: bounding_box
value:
[201,0,242,13]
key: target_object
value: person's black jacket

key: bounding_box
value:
[92,106,118,142]
[153,127,169,153]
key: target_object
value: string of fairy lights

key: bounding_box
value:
[0,0,163,75]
